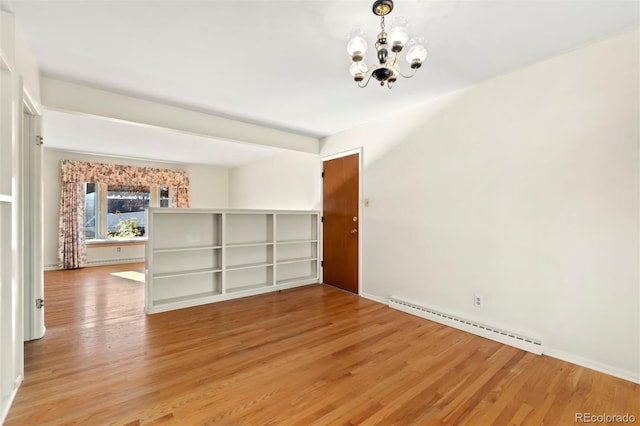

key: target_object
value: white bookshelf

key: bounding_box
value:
[145,209,320,314]
[274,213,318,286]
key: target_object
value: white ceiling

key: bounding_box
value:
[2,0,638,166]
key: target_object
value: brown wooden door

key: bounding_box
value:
[322,153,359,293]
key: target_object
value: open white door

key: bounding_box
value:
[22,112,44,341]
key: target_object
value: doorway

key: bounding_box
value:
[322,151,360,294]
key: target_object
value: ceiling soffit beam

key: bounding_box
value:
[41,77,319,154]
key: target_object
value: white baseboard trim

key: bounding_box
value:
[0,375,22,424]
[44,263,59,271]
[360,292,388,305]
[387,295,640,383]
[147,280,318,314]
[544,347,640,384]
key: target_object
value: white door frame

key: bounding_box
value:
[22,95,44,341]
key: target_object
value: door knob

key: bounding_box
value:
[350,228,358,235]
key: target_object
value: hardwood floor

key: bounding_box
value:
[6,264,639,425]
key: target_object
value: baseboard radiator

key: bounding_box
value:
[45,258,145,270]
[389,296,543,355]
[87,257,145,267]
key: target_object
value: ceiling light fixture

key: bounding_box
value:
[347,0,427,88]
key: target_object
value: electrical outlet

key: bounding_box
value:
[474,294,483,308]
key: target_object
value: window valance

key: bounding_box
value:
[60,160,189,187]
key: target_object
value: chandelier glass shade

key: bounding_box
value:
[347,0,427,88]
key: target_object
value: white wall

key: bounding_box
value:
[188,162,230,209]
[13,24,39,105]
[43,148,229,268]
[321,30,640,383]
[228,151,321,210]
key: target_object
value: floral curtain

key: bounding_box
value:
[171,187,190,208]
[58,160,190,269]
[58,182,86,269]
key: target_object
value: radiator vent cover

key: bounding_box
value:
[389,296,542,355]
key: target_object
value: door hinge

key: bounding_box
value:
[36,298,44,309]
[36,135,44,146]
[321,216,324,222]
[321,261,324,267]
[321,171,324,178]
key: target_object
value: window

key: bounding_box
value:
[84,183,98,239]
[159,186,170,208]
[106,184,150,238]
[84,183,170,240]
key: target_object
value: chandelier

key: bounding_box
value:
[347,0,427,88]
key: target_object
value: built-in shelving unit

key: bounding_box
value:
[145,209,320,314]
[275,213,319,286]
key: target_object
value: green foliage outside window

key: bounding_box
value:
[107,214,139,239]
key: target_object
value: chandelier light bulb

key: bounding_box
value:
[406,42,427,68]
[347,31,368,61]
[388,17,409,52]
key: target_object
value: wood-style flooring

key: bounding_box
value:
[6,263,639,425]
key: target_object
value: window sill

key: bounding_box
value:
[87,238,147,247]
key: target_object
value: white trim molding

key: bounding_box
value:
[544,348,640,385]
[360,292,388,305]
[321,147,362,162]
